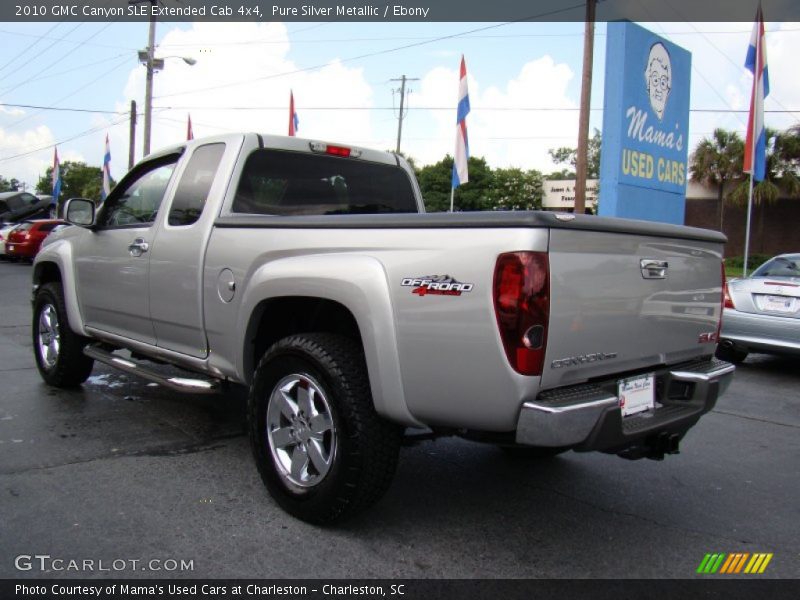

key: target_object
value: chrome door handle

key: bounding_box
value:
[640,259,668,279]
[128,238,149,257]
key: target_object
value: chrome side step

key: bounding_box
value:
[83,345,220,394]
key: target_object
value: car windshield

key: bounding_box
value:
[751,255,800,279]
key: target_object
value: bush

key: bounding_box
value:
[724,254,771,270]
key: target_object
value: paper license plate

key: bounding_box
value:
[618,373,655,417]
[762,295,796,313]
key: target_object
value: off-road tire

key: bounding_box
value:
[32,281,94,387]
[249,333,402,524]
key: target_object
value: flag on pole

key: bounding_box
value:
[52,147,62,200]
[744,4,769,181]
[452,55,470,189]
[289,90,299,136]
[187,114,194,141]
[101,134,112,201]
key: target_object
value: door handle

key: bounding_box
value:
[128,238,149,257]
[640,259,668,279]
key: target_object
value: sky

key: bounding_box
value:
[0,18,798,191]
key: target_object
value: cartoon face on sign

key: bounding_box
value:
[645,42,672,120]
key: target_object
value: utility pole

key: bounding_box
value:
[574,0,596,215]
[391,75,418,154]
[143,1,156,157]
[128,100,137,170]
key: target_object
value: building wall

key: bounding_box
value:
[684,197,800,257]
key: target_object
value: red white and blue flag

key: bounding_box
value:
[187,114,194,141]
[452,55,470,188]
[101,134,111,201]
[51,147,62,200]
[744,5,769,182]
[289,90,299,136]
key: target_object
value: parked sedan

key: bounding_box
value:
[3,219,66,260]
[0,222,18,257]
[717,253,800,363]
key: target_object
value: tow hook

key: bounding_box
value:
[618,432,681,461]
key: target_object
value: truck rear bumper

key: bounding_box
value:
[516,358,735,453]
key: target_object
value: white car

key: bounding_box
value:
[0,222,19,257]
[718,253,800,363]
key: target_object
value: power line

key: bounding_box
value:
[0,27,137,51]
[0,102,127,115]
[155,2,588,100]
[0,116,130,165]
[0,22,64,76]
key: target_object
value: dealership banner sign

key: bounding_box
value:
[598,22,691,225]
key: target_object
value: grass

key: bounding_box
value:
[723,254,771,280]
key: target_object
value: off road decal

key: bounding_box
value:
[401,275,474,297]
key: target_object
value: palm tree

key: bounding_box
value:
[689,129,744,232]
[730,126,800,253]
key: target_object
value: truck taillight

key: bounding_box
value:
[309,141,362,158]
[493,252,550,376]
[723,266,735,310]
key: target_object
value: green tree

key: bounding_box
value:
[35,161,113,202]
[548,128,602,178]
[490,167,543,210]
[0,175,20,192]
[416,155,494,212]
[689,128,744,231]
[729,126,800,253]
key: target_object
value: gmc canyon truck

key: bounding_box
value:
[32,133,734,523]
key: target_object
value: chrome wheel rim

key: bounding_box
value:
[266,373,336,489]
[37,304,60,369]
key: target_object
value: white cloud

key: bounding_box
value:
[0,125,56,191]
[115,22,375,163]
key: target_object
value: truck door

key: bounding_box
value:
[75,154,180,344]
[148,142,227,358]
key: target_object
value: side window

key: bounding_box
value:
[37,222,59,233]
[100,159,177,228]
[7,196,23,211]
[168,143,225,226]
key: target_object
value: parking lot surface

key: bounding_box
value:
[1,260,798,579]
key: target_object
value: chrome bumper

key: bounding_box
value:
[516,358,735,448]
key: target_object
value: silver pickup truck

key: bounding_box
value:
[32,133,734,523]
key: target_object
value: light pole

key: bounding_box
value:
[131,0,195,157]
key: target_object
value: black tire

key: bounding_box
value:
[499,445,569,459]
[248,333,402,524]
[715,343,748,364]
[32,281,94,387]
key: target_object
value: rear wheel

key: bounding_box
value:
[249,333,402,524]
[32,281,94,387]
[716,343,748,364]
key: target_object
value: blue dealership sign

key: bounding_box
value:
[598,22,692,224]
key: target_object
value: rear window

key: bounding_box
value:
[15,222,34,231]
[232,149,417,216]
[752,256,800,279]
[37,222,60,232]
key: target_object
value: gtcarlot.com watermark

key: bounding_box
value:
[14,554,194,573]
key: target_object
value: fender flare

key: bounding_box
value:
[238,254,421,427]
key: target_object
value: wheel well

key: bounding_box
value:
[244,297,363,381]
[33,262,62,286]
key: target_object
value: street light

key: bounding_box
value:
[130,0,195,156]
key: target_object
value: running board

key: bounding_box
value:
[83,345,220,394]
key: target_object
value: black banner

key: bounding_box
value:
[2,0,800,23]
[3,579,800,600]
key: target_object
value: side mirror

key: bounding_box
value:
[65,198,95,227]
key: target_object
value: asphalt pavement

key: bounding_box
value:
[1,259,798,579]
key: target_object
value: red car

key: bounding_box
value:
[4,219,67,260]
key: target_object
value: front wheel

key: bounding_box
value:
[248,334,402,524]
[32,281,94,387]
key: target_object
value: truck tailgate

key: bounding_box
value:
[541,228,724,390]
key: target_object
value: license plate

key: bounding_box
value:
[762,295,796,313]
[618,373,655,417]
